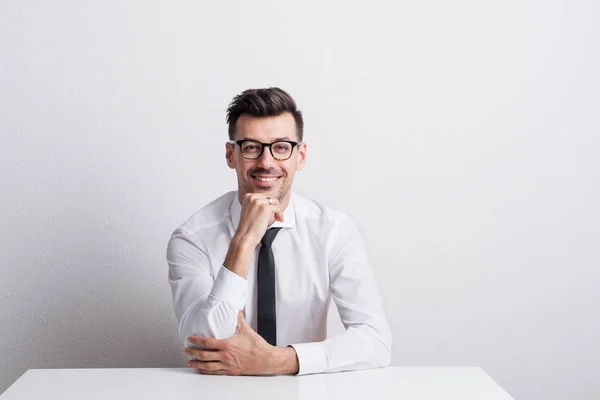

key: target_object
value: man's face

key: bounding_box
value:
[225,112,307,203]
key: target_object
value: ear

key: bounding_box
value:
[296,142,307,171]
[225,142,235,169]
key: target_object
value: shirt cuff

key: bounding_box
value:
[209,265,248,311]
[289,341,327,375]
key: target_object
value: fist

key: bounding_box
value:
[235,193,284,247]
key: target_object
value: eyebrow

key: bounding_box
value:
[240,137,293,141]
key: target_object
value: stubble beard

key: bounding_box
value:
[244,182,289,203]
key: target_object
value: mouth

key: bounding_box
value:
[250,174,282,186]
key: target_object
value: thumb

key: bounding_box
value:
[275,211,284,222]
[237,311,248,329]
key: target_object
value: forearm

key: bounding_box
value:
[291,323,392,375]
[223,235,255,279]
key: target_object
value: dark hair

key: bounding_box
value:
[226,87,304,141]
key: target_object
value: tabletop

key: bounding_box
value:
[1,367,514,400]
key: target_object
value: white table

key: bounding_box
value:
[1,367,514,400]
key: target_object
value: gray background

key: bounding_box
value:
[1,1,599,399]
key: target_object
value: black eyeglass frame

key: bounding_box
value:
[228,139,303,161]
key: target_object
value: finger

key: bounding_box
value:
[246,193,280,206]
[258,194,278,203]
[243,194,282,214]
[196,368,230,375]
[265,197,279,206]
[236,311,249,328]
[187,336,225,350]
[257,202,284,221]
[189,360,225,371]
[185,347,222,361]
[274,211,284,222]
[258,199,280,211]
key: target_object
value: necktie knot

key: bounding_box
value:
[261,228,281,247]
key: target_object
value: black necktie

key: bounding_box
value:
[257,227,281,346]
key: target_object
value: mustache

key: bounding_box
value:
[249,168,283,176]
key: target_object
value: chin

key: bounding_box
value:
[242,181,289,200]
[246,184,277,195]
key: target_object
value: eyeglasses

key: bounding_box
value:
[228,139,302,161]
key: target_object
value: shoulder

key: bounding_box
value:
[292,192,354,229]
[292,193,364,266]
[174,191,237,238]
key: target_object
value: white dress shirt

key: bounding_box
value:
[167,191,392,375]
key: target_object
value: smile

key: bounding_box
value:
[251,175,281,182]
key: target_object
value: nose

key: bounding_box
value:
[255,145,278,169]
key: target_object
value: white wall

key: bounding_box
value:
[1,1,599,399]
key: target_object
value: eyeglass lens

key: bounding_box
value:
[241,141,293,160]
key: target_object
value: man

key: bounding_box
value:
[167,87,391,376]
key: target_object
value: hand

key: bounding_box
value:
[235,193,284,247]
[185,312,299,376]
[223,193,283,279]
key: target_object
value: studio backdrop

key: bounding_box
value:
[1,1,599,399]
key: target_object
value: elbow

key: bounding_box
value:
[351,322,392,369]
[378,345,392,367]
[179,305,238,346]
[374,324,392,368]
[375,338,392,368]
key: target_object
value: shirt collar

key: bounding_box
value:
[230,192,297,231]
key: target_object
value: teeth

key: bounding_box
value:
[254,176,278,182]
